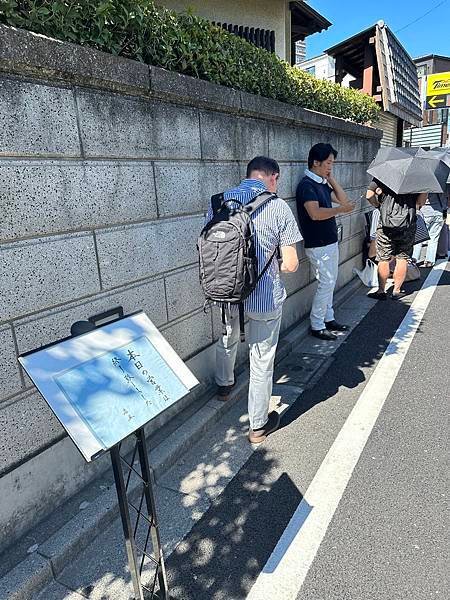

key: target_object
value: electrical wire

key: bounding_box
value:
[395,0,449,34]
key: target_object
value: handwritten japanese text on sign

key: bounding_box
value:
[55,336,188,450]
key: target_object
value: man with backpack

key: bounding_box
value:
[366,179,427,300]
[198,156,302,444]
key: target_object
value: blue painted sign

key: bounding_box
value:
[55,335,189,450]
[19,312,199,462]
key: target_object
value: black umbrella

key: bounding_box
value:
[367,147,445,194]
[430,147,450,185]
[412,147,450,190]
[368,146,418,166]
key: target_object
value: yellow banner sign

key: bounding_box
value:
[426,72,450,97]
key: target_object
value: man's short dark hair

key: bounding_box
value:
[246,156,280,178]
[308,143,338,169]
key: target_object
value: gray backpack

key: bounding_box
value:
[379,192,414,232]
[197,191,278,340]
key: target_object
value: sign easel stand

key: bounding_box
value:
[110,429,168,600]
[73,308,169,600]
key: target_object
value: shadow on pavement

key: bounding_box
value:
[166,450,302,600]
[29,267,449,600]
[278,273,427,431]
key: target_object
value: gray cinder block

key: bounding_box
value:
[0,233,100,321]
[77,90,201,159]
[95,216,202,288]
[0,160,157,241]
[0,79,80,157]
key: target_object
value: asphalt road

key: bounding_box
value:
[297,265,449,600]
[165,264,449,600]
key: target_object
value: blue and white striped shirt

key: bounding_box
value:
[206,179,303,313]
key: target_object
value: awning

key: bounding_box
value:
[289,1,331,42]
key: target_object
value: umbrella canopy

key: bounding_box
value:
[430,147,450,185]
[367,147,445,194]
[368,146,418,167]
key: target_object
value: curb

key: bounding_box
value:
[0,278,363,600]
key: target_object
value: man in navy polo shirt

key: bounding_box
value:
[296,143,354,340]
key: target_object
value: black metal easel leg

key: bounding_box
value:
[135,428,169,599]
[111,445,145,600]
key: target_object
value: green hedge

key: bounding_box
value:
[0,0,380,123]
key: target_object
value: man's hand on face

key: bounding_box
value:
[327,175,338,188]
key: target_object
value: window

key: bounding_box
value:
[305,66,316,76]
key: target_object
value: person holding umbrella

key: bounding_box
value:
[366,180,427,299]
[364,147,441,299]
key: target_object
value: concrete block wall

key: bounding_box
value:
[0,25,382,549]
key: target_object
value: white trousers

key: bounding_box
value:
[215,308,282,430]
[305,242,339,331]
[412,211,444,265]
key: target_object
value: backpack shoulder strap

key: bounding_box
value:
[256,247,278,284]
[211,193,224,216]
[245,191,278,215]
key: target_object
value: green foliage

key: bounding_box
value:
[0,0,380,123]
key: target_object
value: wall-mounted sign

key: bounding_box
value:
[426,72,450,110]
[19,312,199,462]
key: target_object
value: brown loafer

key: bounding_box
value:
[248,411,280,444]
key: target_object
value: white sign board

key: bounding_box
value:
[19,312,199,462]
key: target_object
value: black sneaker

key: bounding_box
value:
[310,328,337,341]
[248,411,280,444]
[391,290,406,300]
[217,381,235,401]
[325,320,349,332]
[367,291,387,300]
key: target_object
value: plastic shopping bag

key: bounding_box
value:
[353,259,378,288]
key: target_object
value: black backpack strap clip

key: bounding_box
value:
[238,303,245,343]
[256,247,279,284]
[221,304,227,336]
[221,303,245,342]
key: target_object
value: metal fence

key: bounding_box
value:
[212,22,276,53]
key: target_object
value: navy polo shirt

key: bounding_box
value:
[296,174,338,248]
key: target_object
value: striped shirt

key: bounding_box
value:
[206,179,303,313]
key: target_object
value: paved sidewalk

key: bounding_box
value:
[16,281,378,600]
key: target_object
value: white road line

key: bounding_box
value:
[247,261,447,600]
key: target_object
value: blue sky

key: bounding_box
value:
[306,0,450,60]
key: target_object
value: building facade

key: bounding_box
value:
[404,55,450,147]
[325,21,422,147]
[156,0,330,64]
[295,39,307,64]
[295,53,355,86]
